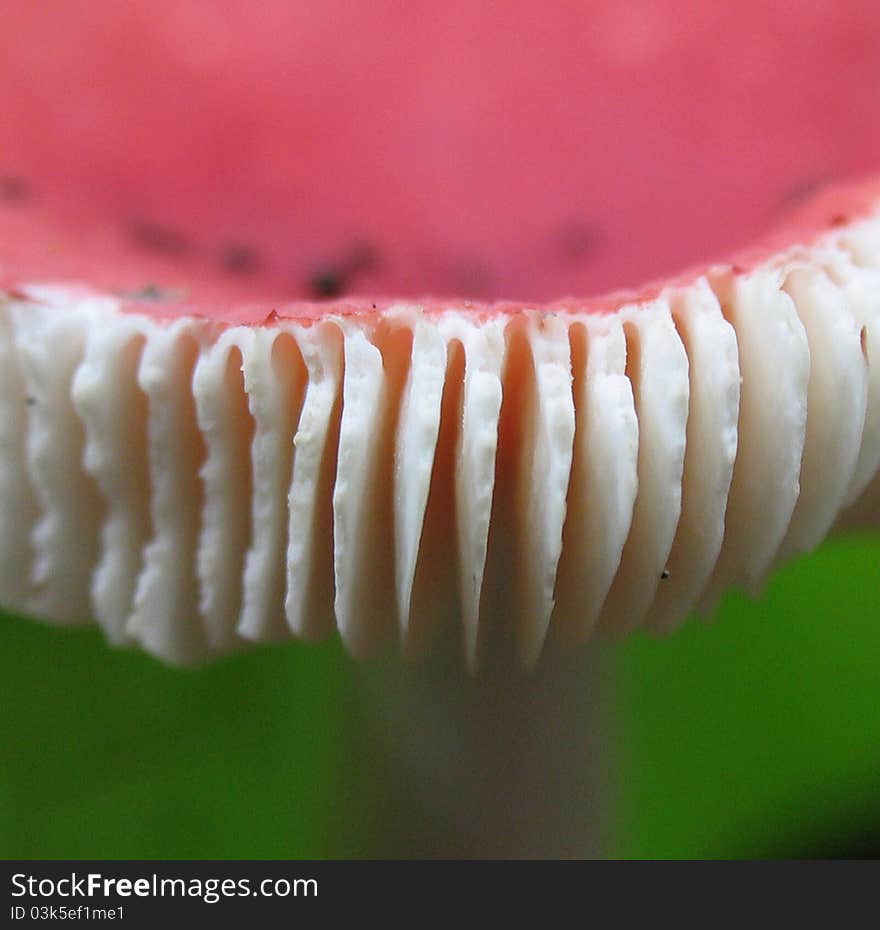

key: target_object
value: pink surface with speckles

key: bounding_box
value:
[2,0,880,321]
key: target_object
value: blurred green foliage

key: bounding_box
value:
[617,533,880,858]
[0,624,349,858]
[1,534,879,858]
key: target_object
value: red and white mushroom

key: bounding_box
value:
[2,181,880,671]
[1,2,879,674]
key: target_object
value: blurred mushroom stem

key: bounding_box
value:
[349,642,614,858]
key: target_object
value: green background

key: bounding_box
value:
[2,534,879,859]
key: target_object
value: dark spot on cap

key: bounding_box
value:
[122,283,182,302]
[263,308,280,325]
[25,395,36,407]
[449,259,494,297]
[830,213,849,227]
[219,243,261,275]
[660,569,670,580]
[0,175,33,206]
[309,267,346,299]
[556,218,603,264]
[127,219,193,258]
[778,174,833,210]
[306,240,381,299]
[345,240,381,275]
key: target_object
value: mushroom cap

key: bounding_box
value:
[2,1,880,668]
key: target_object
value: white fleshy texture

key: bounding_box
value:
[551,314,638,646]
[646,279,740,632]
[777,266,868,560]
[284,321,341,642]
[3,220,880,667]
[597,298,690,635]
[72,313,151,644]
[192,328,255,650]
[699,268,810,610]
[513,314,576,667]
[238,327,306,643]
[332,324,393,657]
[127,321,209,663]
[0,303,39,612]
[10,296,107,624]
[393,314,447,645]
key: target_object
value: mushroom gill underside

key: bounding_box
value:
[2,218,880,670]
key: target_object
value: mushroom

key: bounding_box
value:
[4,186,880,856]
[3,0,880,858]
[3,184,878,668]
